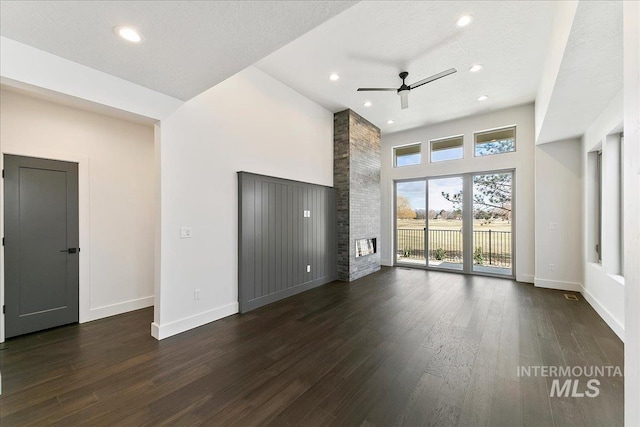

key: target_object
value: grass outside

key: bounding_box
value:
[396,219,512,266]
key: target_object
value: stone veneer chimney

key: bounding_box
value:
[333,109,381,282]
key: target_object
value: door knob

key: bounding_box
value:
[60,248,79,254]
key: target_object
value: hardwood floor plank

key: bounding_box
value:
[0,267,623,426]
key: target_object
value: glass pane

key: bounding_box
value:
[472,172,513,276]
[395,144,421,167]
[396,180,426,265]
[475,127,515,156]
[427,177,464,270]
[431,136,463,162]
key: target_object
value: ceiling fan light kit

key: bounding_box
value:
[357,68,457,110]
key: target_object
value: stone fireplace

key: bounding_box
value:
[333,109,381,282]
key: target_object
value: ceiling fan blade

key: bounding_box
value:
[357,88,397,91]
[400,91,409,109]
[409,68,457,90]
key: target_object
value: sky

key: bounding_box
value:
[397,177,462,212]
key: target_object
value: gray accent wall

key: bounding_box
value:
[334,110,381,282]
[238,172,337,313]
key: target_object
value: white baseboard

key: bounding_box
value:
[580,286,625,341]
[151,302,239,340]
[517,274,534,284]
[534,278,581,291]
[83,296,154,323]
[380,258,393,267]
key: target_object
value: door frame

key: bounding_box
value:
[0,149,89,343]
[393,168,516,280]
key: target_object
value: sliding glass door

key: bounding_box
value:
[395,180,426,266]
[394,170,514,278]
[427,176,464,271]
[472,172,513,276]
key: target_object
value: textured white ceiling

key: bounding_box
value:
[537,1,623,144]
[0,1,356,101]
[256,1,556,134]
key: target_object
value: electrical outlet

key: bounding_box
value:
[194,289,200,300]
[306,265,311,273]
[549,264,556,271]
[181,227,192,238]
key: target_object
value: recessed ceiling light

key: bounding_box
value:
[387,120,394,125]
[115,26,142,43]
[456,15,473,27]
[363,101,372,107]
[329,73,340,81]
[477,95,489,101]
[469,64,483,73]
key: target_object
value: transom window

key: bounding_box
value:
[430,135,463,162]
[394,143,421,167]
[474,126,516,157]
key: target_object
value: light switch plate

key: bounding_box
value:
[180,227,192,238]
[307,265,311,273]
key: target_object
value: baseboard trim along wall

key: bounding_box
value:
[517,274,535,284]
[581,286,625,341]
[84,296,154,323]
[151,302,239,340]
[534,278,581,291]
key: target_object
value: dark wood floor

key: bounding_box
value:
[0,267,624,426]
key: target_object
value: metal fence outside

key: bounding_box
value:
[396,228,512,267]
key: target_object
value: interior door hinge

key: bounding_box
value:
[2,237,4,246]
[2,169,4,178]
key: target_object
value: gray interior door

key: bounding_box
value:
[4,155,79,338]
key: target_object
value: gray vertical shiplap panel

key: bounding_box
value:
[238,173,337,313]
[314,187,319,281]
[305,187,310,283]
[319,188,325,279]
[243,176,255,301]
[253,179,261,300]
[261,181,270,298]
[269,183,276,295]
[275,183,282,293]
[299,186,304,285]
[281,184,288,291]
[287,185,293,290]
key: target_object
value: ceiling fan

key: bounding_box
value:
[357,68,457,110]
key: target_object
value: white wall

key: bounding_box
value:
[0,89,156,342]
[581,91,624,340]
[152,66,333,339]
[380,104,535,283]
[534,139,582,291]
[1,37,182,121]
[535,0,578,142]
[623,1,640,424]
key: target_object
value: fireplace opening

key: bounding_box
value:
[355,238,377,258]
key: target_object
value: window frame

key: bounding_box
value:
[473,125,517,157]
[429,134,464,163]
[393,142,422,168]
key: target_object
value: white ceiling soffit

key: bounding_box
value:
[536,1,623,145]
[0,1,356,101]
[256,1,555,134]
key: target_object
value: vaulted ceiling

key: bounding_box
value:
[0,1,356,101]
[0,1,623,141]
[256,1,556,133]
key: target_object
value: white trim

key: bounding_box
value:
[517,274,535,284]
[151,302,239,340]
[84,296,154,323]
[0,149,90,343]
[0,37,182,121]
[534,277,581,291]
[581,285,625,341]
